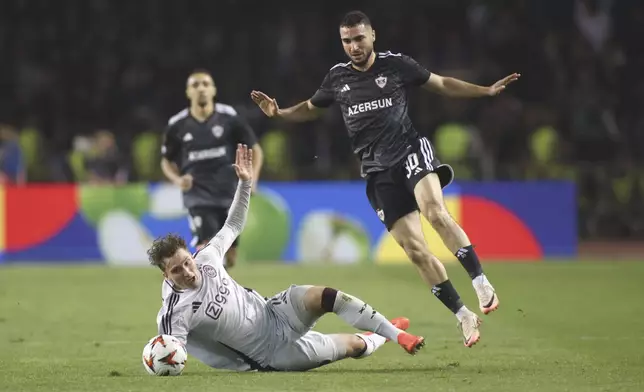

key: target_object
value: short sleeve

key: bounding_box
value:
[310,73,335,108]
[396,54,431,87]
[161,124,181,162]
[232,115,258,146]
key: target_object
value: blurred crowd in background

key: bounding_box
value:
[1,0,643,240]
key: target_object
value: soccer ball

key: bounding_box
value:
[142,334,188,376]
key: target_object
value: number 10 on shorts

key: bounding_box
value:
[404,153,421,179]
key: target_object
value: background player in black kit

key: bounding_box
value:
[162,70,263,269]
[251,11,519,347]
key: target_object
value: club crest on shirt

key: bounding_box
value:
[375,75,387,88]
[202,264,217,278]
[212,125,224,138]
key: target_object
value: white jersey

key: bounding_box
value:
[156,180,276,371]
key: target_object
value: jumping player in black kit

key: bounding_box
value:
[251,11,519,347]
[162,70,264,269]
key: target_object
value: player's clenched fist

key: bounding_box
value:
[175,174,193,191]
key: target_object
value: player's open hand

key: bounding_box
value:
[250,91,279,117]
[488,73,521,96]
[233,144,253,181]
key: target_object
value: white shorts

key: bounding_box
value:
[265,285,345,371]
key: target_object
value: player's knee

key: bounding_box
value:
[397,236,430,266]
[346,335,368,358]
[302,286,330,315]
[423,201,451,230]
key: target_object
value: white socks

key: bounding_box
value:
[455,306,472,322]
[472,274,490,287]
[354,333,387,358]
[332,291,402,342]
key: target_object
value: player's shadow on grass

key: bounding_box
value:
[180,364,458,377]
[314,365,453,374]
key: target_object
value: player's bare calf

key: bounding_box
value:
[388,211,482,344]
[389,212,450,287]
[414,172,499,314]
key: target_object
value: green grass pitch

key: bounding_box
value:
[1,261,643,392]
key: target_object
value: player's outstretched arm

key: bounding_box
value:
[251,90,322,122]
[422,73,520,98]
[208,144,253,254]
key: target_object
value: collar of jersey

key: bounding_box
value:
[349,54,379,74]
[165,279,186,294]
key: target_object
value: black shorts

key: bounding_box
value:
[366,137,454,230]
[187,206,239,248]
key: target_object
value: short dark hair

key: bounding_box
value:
[189,68,212,77]
[147,233,187,271]
[340,11,371,28]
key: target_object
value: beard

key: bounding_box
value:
[197,96,209,108]
[349,48,372,67]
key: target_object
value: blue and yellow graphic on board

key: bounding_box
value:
[0,181,576,264]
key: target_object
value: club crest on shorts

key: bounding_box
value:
[376,209,385,222]
[375,75,387,88]
[212,125,224,138]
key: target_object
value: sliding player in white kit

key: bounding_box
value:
[149,144,425,372]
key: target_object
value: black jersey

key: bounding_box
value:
[310,51,431,176]
[162,103,258,209]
